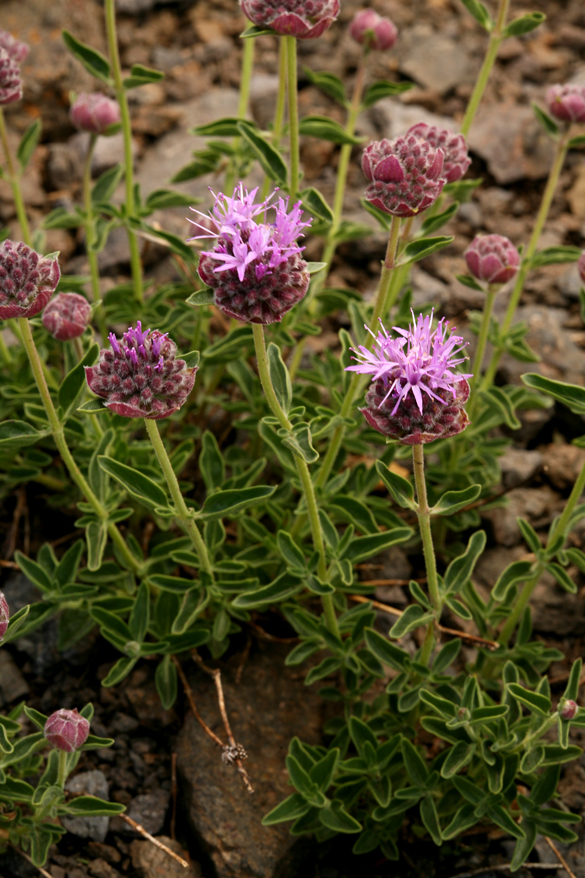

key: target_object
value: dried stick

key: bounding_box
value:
[118,814,188,868]
[9,845,53,878]
[544,835,577,878]
[172,656,224,747]
[170,751,177,841]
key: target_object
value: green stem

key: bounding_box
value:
[104,0,143,305]
[0,107,32,245]
[481,133,570,390]
[467,283,498,418]
[19,317,141,574]
[56,750,68,788]
[0,329,12,365]
[224,36,255,192]
[285,36,300,199]
[412,443,441,617]
[144,419,214,578]
[260,39,287,201]
[459,0,510,138]
[82,134,109,342]
[252,323,339,638]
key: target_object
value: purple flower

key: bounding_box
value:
[85,322,197,419]
[362,134,447,217]
[406,123,471,184]
[578,250,585,285]
[192,185,312,324]
[0,240,60,320]
[240,0,339,39]
[0,47,22,106]
[347,312,471,445]
[546,84,585,124]
[44,708,90,753]
[43,293,91,341]
[0,591,8,642]
[349,10,398,51]
[464,234,520,285]
[70,92,121,135]
[0,30,29,64]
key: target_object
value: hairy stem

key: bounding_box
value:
[285,36,300,199]
[459,0,510,138]
[82,134,109,341]
[412,443,441,617]
[0,107,32,245]
[261,39,287,200]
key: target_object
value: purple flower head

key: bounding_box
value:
[42,293,91,341]
[85,322,197,420]
[465,234,520,286]
[0,591,8,642]
[240,0,339,39]
[44,708,90,753]
[346,312,472,444]
[0,31,29,64]
[70,92,121,135]
[578,251,585,286]
[406,123,471,184]
[349,10,398,51]
[192,185,312,324]
[0,47,22,105]
[546,84,585,124]
[0,240,60,320]
[362,134,447,217]
[559,699,579,722]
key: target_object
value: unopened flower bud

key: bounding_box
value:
[559,699,579,722]
[0,47,22,105]
[578,250,585,285]
[407,123,471,184]
[240,0,339,39]
[44,708,90,752]
[464,234,520,286]
[70,92,121,135]
[85,321,197,419]
[457,706,470,721]
[546,84,585,124]
[0,240,60,320]
[43,293,91,341]
[362,134,447,217]
[0,591,9,642]
[349,10,398,51]
[0,30,29,64]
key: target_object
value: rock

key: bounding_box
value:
[176,642,324,878]
[88,859,121,878]
[542,443,585,490]
[482,486,559,547]
[250,75,279,130]
[367,100,456,141]
[567,163,585,219]
[468,102,556,184]
[531,570,585,635]
[499,447,543,489]
[62,771,110,843]
[125,791,170,836]
[130,836,201,878]
[46,143,83,191]
[0,650,29,706]
[397,26,479,94]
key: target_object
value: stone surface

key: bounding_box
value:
[543,442,585,490]
[62,770,110,843]
[125,791,170,836]
[397,26,479,94]
[499,447,543,489]
[131,837,201,878]
[176,643,325,878]
[0,649,30,706]
[482,486,559,547]
[498,306,585,387]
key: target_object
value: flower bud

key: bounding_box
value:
[44,708,90,752]
[0,591,9,642]
[0,240,60,320]
[362,134,447,217]
[85,321,197,419]
[578,250,585,285]
[0,47,22,106]
[240,0,339,39]
[43,293,91,341]
[349,10,398,51]
[70,92,121,135]
[0,30,29,64]
[546,84,585,124]
[407,123,471,184]
[559,699,579,722]
[464,235,520,286]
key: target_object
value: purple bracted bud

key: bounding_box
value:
[0,591,9,642]
[85,321,197,419]
[349,9,398,51]
[465,234,520,286]
[559,699,579,722]
[0,30,29,64]
[407,123,471,184]
[346,311,472,445]
[191,184,312,325]
[362,134,447,217]
[0,240,60,320]
[70,92,121,135]
[42,293,91,341]
[546,84,585,124]
[44,708,90,753]
[578,251,585,286]
[0,47,22,106]
[240,0,339,39]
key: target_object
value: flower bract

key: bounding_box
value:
[406,123,471,184]
[0,240,60,320]
[464,234,520,286]
[362,134,446,217]
[44,708,90,753]
[0,591,8,642]
[240,0,339,39]
[43,292,91,341]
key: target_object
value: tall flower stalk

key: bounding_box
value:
[459,0,510,137]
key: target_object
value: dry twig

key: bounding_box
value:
[118,814,188,868]
[170,751,177,842]
[544,835,578,878]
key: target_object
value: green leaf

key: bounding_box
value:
[155,655,177,709]
[375,460,416,510]
[144,188,196,210]
[531,245,582,268]
[310,748,339,790]
[521,375,585,416]
[60,797,125,816]
[302,67,346,105]
[62,30,111,83]
[545,562,577,593]
[101,656,138,687]
[23,706,49,731]
[568,134,585,149]
[300,187,335,224]
[58,342,99,415]
[98,456,169,510]
[492,560,533,602]
[328,495,378,535]
[469,705,509,724]
[431,484,481,516]
[400,236,454,264]
[0,420,47,449]
[510,821,537,872]
[441,741,475,778]
[14,552,53,592]
[237,121,287,185]
[262,793,310,825]
[282,424,319,464]
[267,342,292,415]
[277,530,306,570]
[187,287,215,307]
[199,430,225,493]
[199,485,275,521]
[192,117,254,137]
[459,0,492,29]
[319,802,362,833]
[364,628,411,671]
[507,682,551,716]
[532,102,559,138]
[123,63,165,89]
[361,80,415,109]
[444,530,486,594]
[86,520,107,572]
[231,572,303,609]
[341,528,412,564]
[485,386,521,430]
[92,164,124,204]
[517,517,541,554]
[419,689,457,719]
[420,794,442,846]
[299,116,364,145]
[402,739,429,787]
[457,273,485,292]
[564,658,582,702]
[390,605,434,639]
[503,11,545,37]
[487,805,526,840]
[77,398,108,415]
[17,119,42,170]
[307,262,327,275]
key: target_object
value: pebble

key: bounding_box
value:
[62,770,111,843]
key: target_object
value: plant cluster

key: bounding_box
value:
[0,0,584,871]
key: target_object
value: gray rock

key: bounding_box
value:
[125,791,170,836]
[250,75,279,130]
[482,486,559,547]
[62,770,110,843]
[367,100,456,141]
[499,447,543,489]
[398,27,480,94]
[130,836,201,878]
[0,650,29,706]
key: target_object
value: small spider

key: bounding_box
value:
[221,743,248,765]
